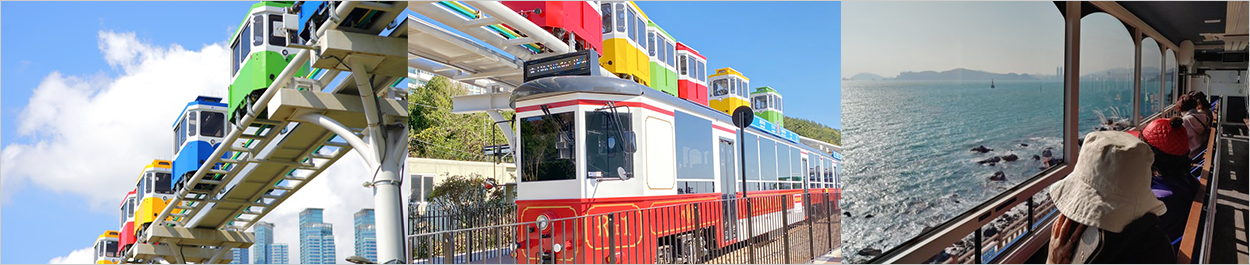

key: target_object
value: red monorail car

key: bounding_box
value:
[501,1,604,54]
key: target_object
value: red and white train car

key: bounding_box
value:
[117,189,137,256]
[510,76,840,263]
[675,42,708,106]
[501,1,604,54]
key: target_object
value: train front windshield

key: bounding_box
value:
[104,240,118,257]
[519,112,576,182]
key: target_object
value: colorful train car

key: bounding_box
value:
[675,42,708,106]
[599,1,651,86]
[118,189,137,256]
[708,68,751,115]
[501,1,604,53]
[509,76,840,263]
[750,86,784,127]
[171,96,230,192]
[646,21,678,96]
[133,160,173,239]
[94,231,121,264]
[226,1,306,124]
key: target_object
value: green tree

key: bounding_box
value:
[408,76,513,162]
[783,116,842,146]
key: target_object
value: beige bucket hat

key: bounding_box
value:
[1049,131,1167,233]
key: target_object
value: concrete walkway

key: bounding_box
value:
[809,248,842,264]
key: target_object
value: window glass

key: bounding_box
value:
[776,145,789,182]
[269,15,286,47]
[175,118,184,155]
[687,56,696,78]
[677,181,714,194]
[759,137,776,182]
[675,111,713,180]
[155,172,172,194]
[679,55,687,76]
[252,15,263,46]
[188,112,197,137]
[635,16,645,49]
[625,9,635,42]
[712,79,728,97]
[127,197,134,218]
[744,135,759,180]
[1080,12,1134,136]
[105,241,118,257]
[240,24,251,73]
[754,95,768,110]
[601,3,612,34]
[1140,38,1162,118]
[699,61,706,82]
[201,111,225,137]
[615,4,625,33]
[519,113,576,182]
[791,147,802,182]
[777,96,783,111]
[585,111,633,179]
[665,41,675,67]
[648,32,656,57]
[657,36,667,66]
[230,37,241,75]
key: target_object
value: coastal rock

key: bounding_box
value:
[844,212,853,218]
[977,156,1001,165]
[858,248,883,257]
[1020,143,1030,147]
[971,145,993,153]
[1001,154,1019,162]
[865,214,875,219]
[989,171,1007,181]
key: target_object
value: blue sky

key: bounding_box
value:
[2,2,252,263]
[637,1,842,129]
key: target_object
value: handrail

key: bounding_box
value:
[1176,100,1220,263]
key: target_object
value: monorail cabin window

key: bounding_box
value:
[614,4,625,34]
[634,12,645,49]
[233,21,251,78]
[712,79,728,97]
[252,16,263,46]
[698,60,706,83]
[601,3,612,34]
[175,117,185,155]
[519,113,576,182]
[664,39,674,67]
[269,15,286,47]
[679,55,687,76]
[648,32,656,57]
[585,111,633,179]
[657,36,668,66]
[105,240,118,257]
[624,8,635,43]
[675,111,714,194]
[201,111,225,137]
[753,95,768,110]
[155,172,172,194]
[187,112,197,137]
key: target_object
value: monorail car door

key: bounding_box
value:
[717,138,738,242]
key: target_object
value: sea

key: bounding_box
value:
[840,79,1135,263]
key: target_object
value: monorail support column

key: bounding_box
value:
[347,57,410,264]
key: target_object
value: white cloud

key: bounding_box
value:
[1,30,229,209]
[48,247,94,264]
[0,28,407,263]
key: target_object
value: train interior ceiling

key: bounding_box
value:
[871,1,1248,264]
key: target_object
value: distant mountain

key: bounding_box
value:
[893,68,1040,81]
[846,73,886,80]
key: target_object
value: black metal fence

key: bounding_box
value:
[407,191,841,264]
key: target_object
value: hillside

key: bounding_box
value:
[893,68,1040,81]
[784,116,841,146]
[409,76,512,162]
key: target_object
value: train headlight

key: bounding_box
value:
[552,243,563,253]
[536,214,550,230]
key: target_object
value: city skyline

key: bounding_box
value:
[300,208,338,264]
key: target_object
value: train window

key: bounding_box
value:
[155,172,172,194]
[698,61,706,83]
[252,15,263,46]
[635,14,645,50]
[519,113,576,182]
[1080,12,1133,136]
[675,111,713,180]
[269,15,286,47]
[666,41,675,67]
[712,79,728,97]
[677,181,714,194]
[759,138,776,183]
[753,95,767,110]
[688,56,696,78]
[791,148,801,181]
[201,111,225,137]
[679,55,687,76]
[127,197,135,218]
[776,96,783,112]
[1140,38,1162,119]
[738,79,747,98]
[187,111,197,137]
[657,35,667,66]
[585,111,634,179]
[625,10,636,43]
[745,135,760,180]
[230,37,240,76]
[601,3,612,34]
[105,240,118,257]
[648,32,656,57]
[614,3,625,33]
[175,117,184,155]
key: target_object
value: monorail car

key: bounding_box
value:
[750,87,784,127]
[501,1,604,53]
[171,96,230,192]
[510,76,840,263]
[227,1,307,124]
[94,231,121,264]
[646,21,679,96]
[675,42,708,106]
[132,160,173,239]
[599,1,651,86]
[708,68,751,115]
[118,189,137,256]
